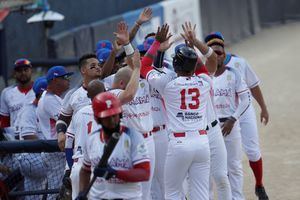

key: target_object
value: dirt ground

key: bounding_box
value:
[226,22,300,200]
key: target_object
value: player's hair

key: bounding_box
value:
[78,53,97,69]
[144,32,156,40]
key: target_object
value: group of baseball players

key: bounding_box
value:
[0,7,270,200]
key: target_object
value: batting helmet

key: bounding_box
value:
[173,46,198,73]
[92,92,122,118]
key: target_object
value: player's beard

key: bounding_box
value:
[17,76,31,85]
[102,123,120,137]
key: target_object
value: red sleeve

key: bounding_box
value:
[116,161,150,182]
[195,64,209,76]
[0,115,10,128]
[140,40,161,79]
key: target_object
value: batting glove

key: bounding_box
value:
[93,165,116,180]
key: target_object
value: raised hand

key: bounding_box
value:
[112,40,122,52]
[114,21,130,45]
[155,24,172,43]
[137,7,152,25]
[181,21,197,45]
[159,33,174,52]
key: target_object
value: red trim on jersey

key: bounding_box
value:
[17,83,33,94]
[116,161,150,182]
[0,115,10,128]
[140,40,160,79]
[195,64,209,76]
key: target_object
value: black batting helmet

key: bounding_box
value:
[173,46,198,73]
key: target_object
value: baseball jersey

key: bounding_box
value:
[212,67,249,118]
[150,67,175,127]
[36,91,62,139]
[18,102,45,140]
[103,74,115,90]
[109,79,153,133]
[60,86,91,117]
[145,70,212,132]
[0,85,35,128]
[82,126,150,199]
[66,105,101,159]
[225,54,260,89]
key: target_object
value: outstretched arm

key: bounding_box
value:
[129,7,152,41]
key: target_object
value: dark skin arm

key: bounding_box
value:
[57,114,72,151]
[129,7,152,41]
[79,167,91,192]
[250,85,269,125]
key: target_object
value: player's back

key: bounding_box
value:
[162,75,211,132]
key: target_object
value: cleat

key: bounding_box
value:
[255,186,269,200]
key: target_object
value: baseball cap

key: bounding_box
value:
[33,76,48,95]
[96,48,111,63]
[204,31,225,47]
[46,66,74,82]
[137,37,155,53]
[96,40,113,51]
[14,58,32,69]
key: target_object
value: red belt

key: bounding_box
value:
[143,132,152,138]
[151,124,166,133]
[173,130,207,137]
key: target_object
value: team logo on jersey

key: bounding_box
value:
[124,139,129,149]
[176,112,203,121]
[227,74,232,81]
[235,62,240,68]
[140,82,145,88]
[137,143,147,154]
[176,112,185,121]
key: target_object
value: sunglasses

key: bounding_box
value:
[57,74,71,80]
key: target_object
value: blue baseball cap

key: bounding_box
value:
[204,31,225,47]
[46,66,74,82]
[137,37,155,53]
[14,58,32,69]
[96,48,111,63]
[96,40,113,51]
[33,76,48,95]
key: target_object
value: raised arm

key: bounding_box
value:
[181,22,217,75]
[118,50,141,105]
[129,7,152,42]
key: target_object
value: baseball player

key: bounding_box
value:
[37,66,73,200]
[0,58,35,140]
[77,92,150,200]
[207,39,251,199]
[205,32,269,200]
[65,80,105,199]
[56,53,103,151]
[16,76,48,200]
[140,23,215,200]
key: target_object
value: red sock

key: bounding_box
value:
[249,157,263,187]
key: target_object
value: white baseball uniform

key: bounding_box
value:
[66,105,101,199]
[225,54,262,162]
[0,85,35,138]
[206,95,232,200]
[109,80,155,200]
[82,126,150,200]
[212,66,251,200]
[12,102,47,200]
[142,64,211,200]
[149,67,172,200]
[36,91,65,200]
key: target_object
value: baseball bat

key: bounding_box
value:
[81,132,121,197]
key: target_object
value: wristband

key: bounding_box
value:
[204,47,214,58]
[123,43,134,56]
[56,120,67,134]
[228,116,237,122]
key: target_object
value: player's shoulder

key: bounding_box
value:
[108,88,123,97]
[76,104,93,117]
[1,84,16,95]
[225,66,242,79]
[64,85,82,99]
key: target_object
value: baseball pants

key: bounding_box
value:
[207,123,232,200]
[141,133,155,200]
[222,121,245,200]
[151,128,168,200]
[239,104,261,162]
[41,152,65,200]
[164,130,210,200]
[17,153,47,200]
[70,158,83,200]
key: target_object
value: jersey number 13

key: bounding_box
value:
[180,88,200,110]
